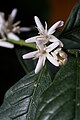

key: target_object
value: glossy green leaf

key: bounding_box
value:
[60,38,80,49]
[0,67,52,120]
[35,59,80,120]
[59,2,80,49]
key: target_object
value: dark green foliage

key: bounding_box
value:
[35,59,80,120]
[0,67,52,120]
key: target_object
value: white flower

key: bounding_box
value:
[25,16,64,48]
[5,8,30,40]
[0,40,14,48]
[0,12,6,37]
[51,48,68,65]
[0,12,14,48]
[0,8,30,48]
[22,42,59,74]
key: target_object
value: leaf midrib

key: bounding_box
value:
[26,68,48,120]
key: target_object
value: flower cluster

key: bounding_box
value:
[0,9,30,48]
[22,16,67,74]
[0,9,67,73]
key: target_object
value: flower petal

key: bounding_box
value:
[36,42,44,50]
[49,35,63,47]
[0,12,5,24]
[49,35,60,42]
[46,42,59,52]
[54,47,62,54]
[8,8,17,25]
[47,53,59,66]
[35,56,44,74]
[36,37,48,44]
[19,27,31,32]
[48,21,64,35]
[7,32,20,41]
[22,51,37,59]
[36,37,48,50]
[34,16,44,33]
[25,36,39,43]
[51,52,58,60]
[0,41,14,48]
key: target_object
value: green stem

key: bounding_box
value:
[7,39,36,49]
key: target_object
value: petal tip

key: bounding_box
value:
[35,68,40,74]
[12,8,17,14]
[22,55,25,59]
[61,21,64,26]
[35,69,38,74]
[34,16,40,24]
[34,16,38,20]
[25,39,28,42]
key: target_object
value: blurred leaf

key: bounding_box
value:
[0,66,52,120]
[59,2,80,49]
[35,59,80,120]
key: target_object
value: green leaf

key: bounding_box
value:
[60,38,80,49]
[35,59,80,120]
[0,66,52,120]
[59,2,80,49]
[15,47,36,73]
